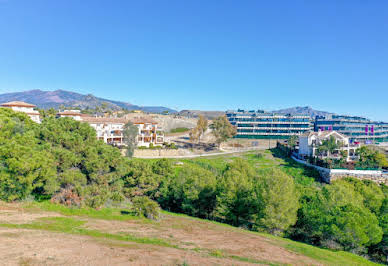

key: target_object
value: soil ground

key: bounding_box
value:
[0,202,322,266]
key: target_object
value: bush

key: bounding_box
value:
[131,196,161,220]
[51,185,82,207]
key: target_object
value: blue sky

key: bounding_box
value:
[0,1,387,120]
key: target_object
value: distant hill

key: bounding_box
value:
[0,89,176,113]
[178,107,333,119]
[272,106,333,118]
[178,110,225,119]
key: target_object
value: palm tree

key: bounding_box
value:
[318,136,340,158]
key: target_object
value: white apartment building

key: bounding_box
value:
[129,117,165,147]
[57,110,84,121]
[81,117,127,146]
[56,114,165,147]
[299,130,360,161]
[0,101,41,123]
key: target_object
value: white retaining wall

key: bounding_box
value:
[291,156,388,185]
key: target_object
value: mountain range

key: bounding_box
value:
[0,90,176,113]
[0,90,334,118]
[272,106,333,118]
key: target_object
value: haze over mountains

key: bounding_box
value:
[0,89,335,118]
[0,90,176,113]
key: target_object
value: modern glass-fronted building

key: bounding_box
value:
[226,109,312,139]
[315,115,388,143]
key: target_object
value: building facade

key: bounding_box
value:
[57,110,84,121]
[129,117,165,147]
[299,130,360,161]
[315,115,388,143]
[56,113,165,147]
[81,117,127,146]
[0,101,41,123]
[226,109,312,139]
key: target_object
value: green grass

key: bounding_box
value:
[176,149,321,187]
[163,210,378,265]
[272,237,377,266]
[169,127,190,134]
[0,216,175,248]
[229,255,284,266]
[10,151,381,265]
[206,248,282,265]
[2,203,379,266]
[24,201,149,222]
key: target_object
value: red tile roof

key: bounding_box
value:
[0,101,36,108]
[57,111,85,116]
[81,116,128,124]
[128,117,157,124]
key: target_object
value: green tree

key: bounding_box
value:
[288,136,298,150]
[356,146,388,169]
[158,165,217,219]
[196,115,208,143]
[369,186,388,263]
[290,179,383,253]
[0,109,56,201]
[252,168,299,235]
[216,158,257,226]
[123,122,139,157]
[189,127,200,147]
[343,178,384,214]
[38,107,57,119]
[317,136,341,158]
[122,160,162,199]
[210,116,237,148]
[37,117,127,207]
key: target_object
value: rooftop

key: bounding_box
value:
[0,101,36,108]
[302,130,348,140]
[128,117,157,124]
[81,116,128,124]
[57,110,85,116]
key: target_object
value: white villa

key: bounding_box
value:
[1,100,165,147]
[57,110,84,121]
[299,130,360,161]
[81,116,127,146]
[56,112,165,147]
[0,101,41,123]
[129,117,165,147]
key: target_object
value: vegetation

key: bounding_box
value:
[1,108,387,264]
[169,127,190,134]
[210,115,237,148]
[188,115,208,145]
[357,145,388,169]
[0,201,378,265]
[123,121,139,157]
[156,151,387,263]
[317,135,342,158]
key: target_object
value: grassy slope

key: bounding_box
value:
[1,201,375,266]
[0,151,378,265]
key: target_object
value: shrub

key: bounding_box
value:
[131,196,161,220]
[51,185,82,207]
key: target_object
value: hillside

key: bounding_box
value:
[0,201,377,265]
[272,106,333,118]
[0,89,176,113]
[178,110,225,119]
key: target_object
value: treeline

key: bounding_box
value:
[0,108,158,212]
[155,158,387,263]
[0,108,387,263]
